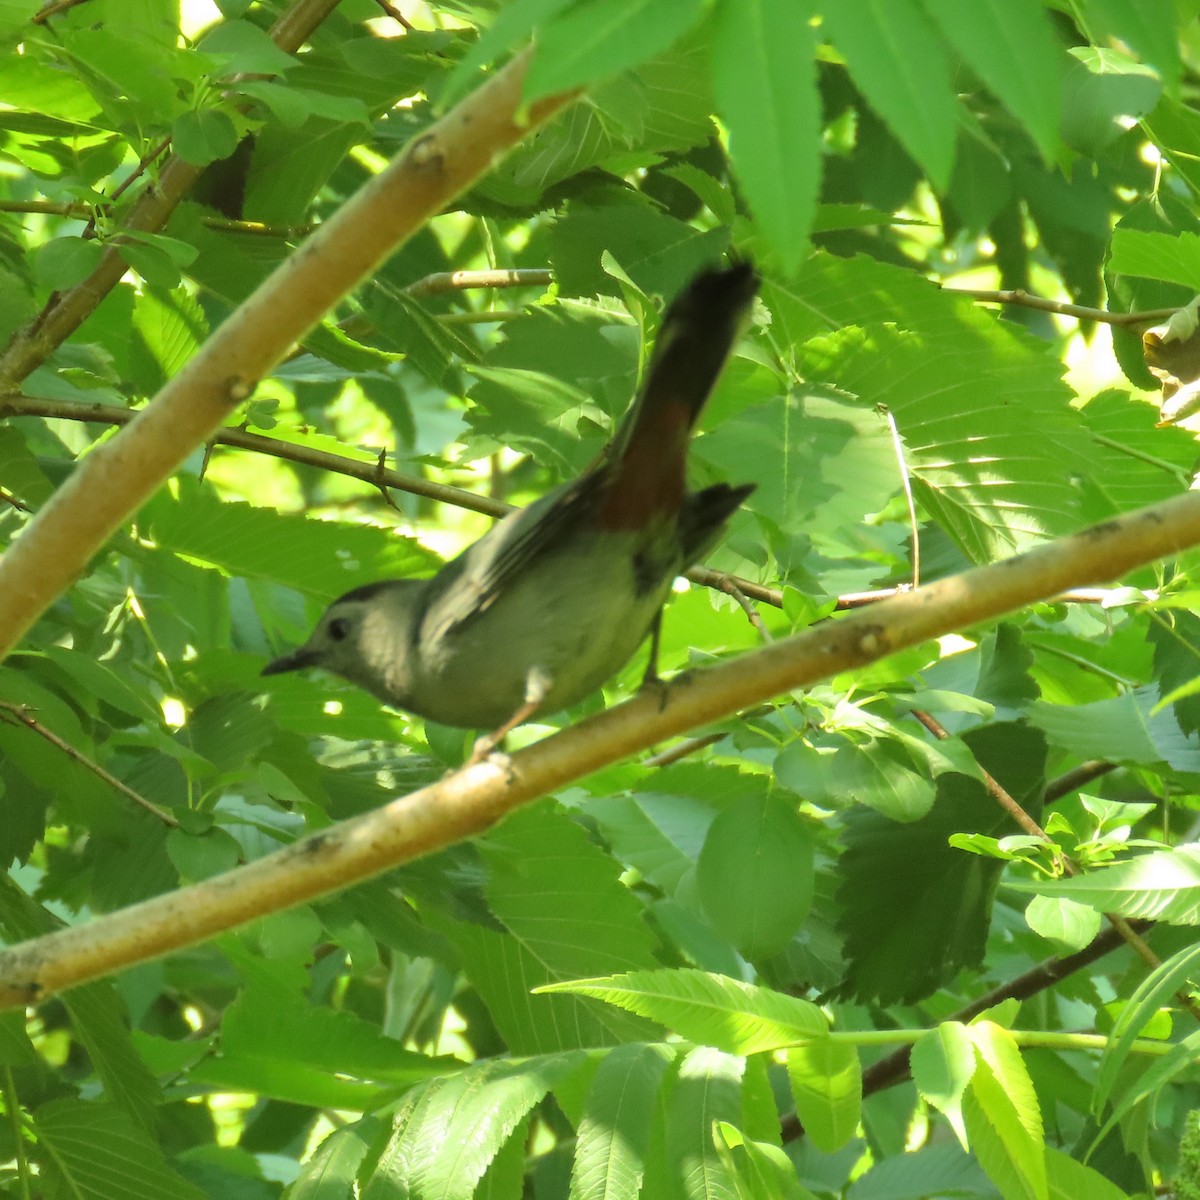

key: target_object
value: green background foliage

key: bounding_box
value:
[2,0,1200,1197]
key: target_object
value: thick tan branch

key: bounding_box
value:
[2,488,1198,1008]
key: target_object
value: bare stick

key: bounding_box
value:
[0,702,178,827]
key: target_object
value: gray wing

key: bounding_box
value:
[418,469,607,640]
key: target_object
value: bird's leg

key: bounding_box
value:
[467,666,552,766]
[640,610,664,688]
[638,610,671,712]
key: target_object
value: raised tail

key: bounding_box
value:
[600,263,759,529]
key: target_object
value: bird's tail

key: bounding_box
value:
[599,262,759,530]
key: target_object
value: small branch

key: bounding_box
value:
[911,708,1200,1018]
[643,733,727,767]
[32,0,89,22]
[1044,760,1117,803]
[0,486,29,512]
[0,702,178,828]
[855,918,1154,1099]
[405,268,553,299]
[0,393,507,517]
[4,488,1200,1005]
[0,200,314,240]
[373,0,415,29]
[688,567,782,608]
[945,285,1180,328]
[716,575,771,640]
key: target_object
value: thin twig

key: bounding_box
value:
[405,268,553,299]
[0,393,507,517]
[0,487,29,512]
[373,0,415,30]
[32,0,89,22]
[0,702,179,827]
[0,200,315,239]
[946,286,1180,328]
[717,575,772,640]
[644,733,727,767]
[911,708,1196,1014]
[852,918,1155,1100]
[1044,760,1117,803]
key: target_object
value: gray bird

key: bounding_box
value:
[262,263,758,742]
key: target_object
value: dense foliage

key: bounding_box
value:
[2,1,1200,1197]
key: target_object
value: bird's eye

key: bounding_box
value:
[328,617,351,641]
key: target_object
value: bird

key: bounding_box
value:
[262,262,759,747]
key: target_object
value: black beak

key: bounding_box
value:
[261,648,317,677]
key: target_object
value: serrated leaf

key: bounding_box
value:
[569,1043,674,1200]
[1093,939,1200,1117]
[822,0,958,191]
[921,0,1061,163]
[1108,228,1200,289]
[911,1022,975,1148]
[33,1098,205,1200]
[538,968,827,1053]
[362,1054,585,1200]
[141,477,436,598]
[962,1050,1047,1200]
[786,1039,861,1153]
[524,0,706,99]
[712,0,819,273]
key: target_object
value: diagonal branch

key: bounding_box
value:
[2,486,1200,1007]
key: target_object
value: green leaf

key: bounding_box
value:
[828,741,937,822]
[438,803,661,1053]
[1044,1147,1132,1200]
[911,1023,974,1148]
[32,1098,205,1200]
[1093,939,1200,1116]
[713,1122,820,1200]
[821,0,958,191]
[195,19,300,77]
[362,1054,585,1200]
[696,790,814,958]
[786,1039,862,1153]
[1108,228,1200,289]
[712,0,820,273]
[1079,0,1181,93]
[141,477,436,598]
[288,1119,385,1200]
[784,257,1083,560]
[569,1043,674,1200]
[1023,895,1102,952]
[656,1047,743,1199]
[524,0,707,99]
[538,968,828,1053]
[34,235,104,289]
[1028,690,1200,771]
[1010,845,1200,924]
[921,0,1062,163]
[962,1036,1047,1200]
[0,1010,38,1066]
[171,108,241,167]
